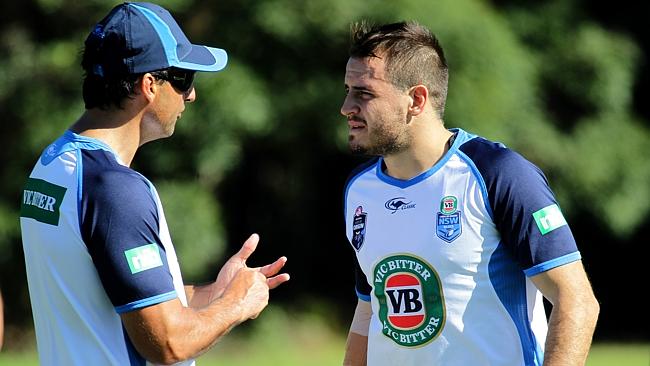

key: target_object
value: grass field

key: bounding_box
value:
[1,307,648,365]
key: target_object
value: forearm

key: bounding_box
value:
[343,332,368,366]
[344,300,371,366]
[185,283,223,309]
[123,296,245,364]
[543,299,599,365]
[170,294,246,360]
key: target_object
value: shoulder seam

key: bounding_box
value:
[456,150,494,219]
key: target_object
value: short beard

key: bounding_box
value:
[349,110,410,156]
[349,133,406,156]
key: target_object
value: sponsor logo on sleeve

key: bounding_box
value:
[20,178,67,226]
[124,244,163,274]
[374,254,445,347]
[351,206,367,251]
[436,196,462,243]
[532,204,567,235]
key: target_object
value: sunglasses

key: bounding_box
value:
[152,68,195,94]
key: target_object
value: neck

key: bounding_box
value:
[70,107,144,166]
[383,121,453,180]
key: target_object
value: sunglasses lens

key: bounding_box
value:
[169,70,195,93]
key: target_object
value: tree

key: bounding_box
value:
[1,0,647,342]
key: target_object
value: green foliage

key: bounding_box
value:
[502,3,648,236]
[155,181,224,281]
[2,0,648,337]
[0,204,20,264]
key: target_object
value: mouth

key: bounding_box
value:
[348,118,366,132]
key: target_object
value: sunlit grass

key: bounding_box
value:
[1,307,647,365]
[199,306,345,365]
[586,343,650,366]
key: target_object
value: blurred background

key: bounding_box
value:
[1,0,648,364]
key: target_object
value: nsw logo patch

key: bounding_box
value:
[532,204,567,235]
[436,196,462,242]
[373,254,445,347]
[351,206,367,251]
[124,244,163,274]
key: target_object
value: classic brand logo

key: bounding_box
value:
[532,204,567,235]
[351,206,367,251]
[124,244,163,274]
[436,195,462,243]
[373,254,445,347]
[384,197,416,214]
[20,178,67,225]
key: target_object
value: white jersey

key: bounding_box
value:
[344,128,580,366]
[20,131,194,366]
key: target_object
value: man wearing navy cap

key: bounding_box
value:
[19,3,290,365]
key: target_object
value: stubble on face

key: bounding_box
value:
[344,56,412,157]
[349,105,411,156]
[151,83,184,138]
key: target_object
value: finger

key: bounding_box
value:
[235,233,259,262]
[258,256,287,277]
[267,273,290,289]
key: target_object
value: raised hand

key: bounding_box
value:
[221,268,270,321]
[213,234,289,297]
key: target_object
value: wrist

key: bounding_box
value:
[216,288,247,324]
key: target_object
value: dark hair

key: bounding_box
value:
[80,47,169,110]
[350,21,449,118]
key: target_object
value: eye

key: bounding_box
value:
[356,90,373,99]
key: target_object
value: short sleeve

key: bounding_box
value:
[353,253,372,302]
[460,138,581,276]
[79,150,177,313]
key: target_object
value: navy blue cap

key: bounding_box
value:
[84,2,227,77]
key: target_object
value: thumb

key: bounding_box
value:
[235,233,259,262]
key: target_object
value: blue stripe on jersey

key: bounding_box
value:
[375,156,438,188]
[489,242,543,366]
[40,130,118,166]
[356,288,371,302]
[459,137,580,271]
[535,340,545,366]
[524,252,582,277]
[123,326,146,366]
[456,149,494,220]
[115,291,177,314]
[76,149,84,231]
[353,252,372,299]
[79,149,177,311]
[374,131,465,189]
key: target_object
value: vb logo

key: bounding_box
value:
[374,254,445,347]
[386,273,425,329]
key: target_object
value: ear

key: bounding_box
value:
[139,73,159,103]
[407,84,428,116]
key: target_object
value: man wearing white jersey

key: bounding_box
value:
[341,21,599,365]
[19,2,289,365]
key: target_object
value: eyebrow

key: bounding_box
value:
[345,85,375,93]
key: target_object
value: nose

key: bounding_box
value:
[340,93,358,117]
[184,86,196,103]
